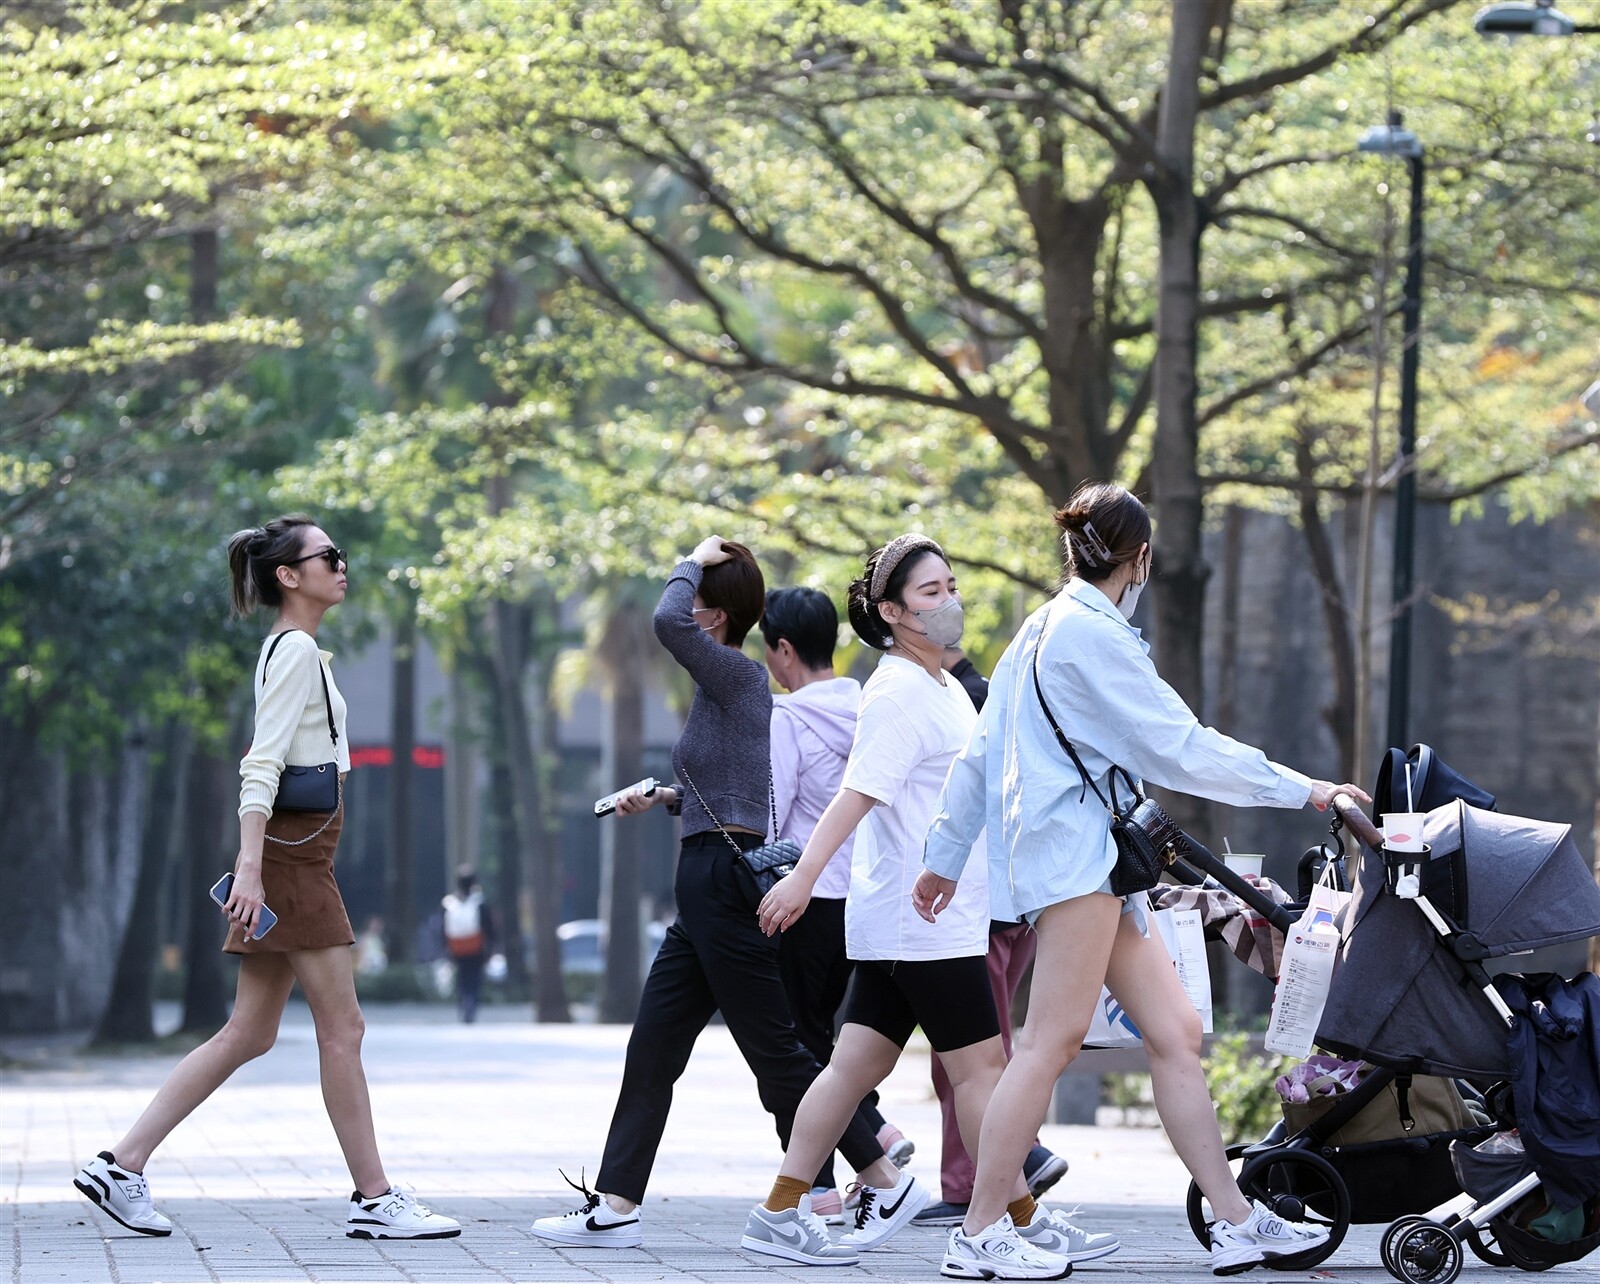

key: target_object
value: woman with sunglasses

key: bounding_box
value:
[74,515,460,1242]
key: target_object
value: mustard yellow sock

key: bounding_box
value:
[1008,1194,1038,1228]
[765,1175,812,1213]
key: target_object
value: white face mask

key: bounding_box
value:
[1117,556,1149,621]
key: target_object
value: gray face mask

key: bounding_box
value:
[910,597,965,647]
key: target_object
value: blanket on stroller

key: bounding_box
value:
[1498,971,1600,1214]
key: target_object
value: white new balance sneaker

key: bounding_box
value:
[943,1215,1073,1280]
[74,1153,172,1236]
[741,1195,860,1266]
[530,1173,643,1248]
[839,1172,930,1250]
[1018,1207,1120,1263]
[1209,1199,1328,1275]
[346,1185,461,1239]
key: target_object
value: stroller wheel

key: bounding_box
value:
[1463,1224,1513,1269]
[1235,1148,1349,1270]
[1390,1222,1463,1284]
[1186,1143,1250,1248]
[1381,1216,1429,1275]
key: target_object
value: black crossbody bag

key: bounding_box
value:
[680,768,800,910]
[261,630,341,820]
[1029,643,1189,896]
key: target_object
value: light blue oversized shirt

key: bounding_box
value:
[923,578,1314,923]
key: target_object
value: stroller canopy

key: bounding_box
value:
[1319,802,1600,1079]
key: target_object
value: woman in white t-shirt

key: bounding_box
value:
[737,535,1045,1271]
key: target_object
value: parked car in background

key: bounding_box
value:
[557,918,669,983]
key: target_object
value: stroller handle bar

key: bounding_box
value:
[1331,791,1383,850]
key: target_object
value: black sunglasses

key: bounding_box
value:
[288,545,346,572]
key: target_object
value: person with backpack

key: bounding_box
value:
[442,869,495,1023]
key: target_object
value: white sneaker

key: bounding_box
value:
[1209,1199,1328,1275]
[530,1174,642,1248]
[740,1195,860,1266]
[346,1185,461,1239]
[876,1122,916,1169]
[839,1172,930,1250]
[1018,1208,1121,1263]
[943,1215,1073,1280]
[74,1153,172,1236]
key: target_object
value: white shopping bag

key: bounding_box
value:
[1084,907,1212,1049]
[1263,864,1353,1057]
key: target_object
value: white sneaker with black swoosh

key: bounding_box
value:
[839,1172,930,1250]
[741,1195,860,1265]
[530,1172,642,1248]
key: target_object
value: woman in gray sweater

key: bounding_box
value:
[531,536,886,1249]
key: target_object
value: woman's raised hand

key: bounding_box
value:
[911,868,958,923]
[1308,780,1373,811]
[614,786,662,816]
[757,872,813,937]
[691,536,732,566]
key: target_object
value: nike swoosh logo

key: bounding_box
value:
[879,1183,914,1217]
[587,1214,639,1232]
[769,1222,808,1246]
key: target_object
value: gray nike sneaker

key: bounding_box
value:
[1018,1207,1120,1262]
[741,1195,860,1265]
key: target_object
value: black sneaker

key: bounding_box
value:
[1024,1145,1069,1199]
[915,1200,971,1226]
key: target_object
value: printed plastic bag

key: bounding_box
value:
[1264,863,1352,1056]
[1084,907,1212,1048]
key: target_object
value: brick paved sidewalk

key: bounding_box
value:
[0,1007,1580,1283]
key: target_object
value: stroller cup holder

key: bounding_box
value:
[1383,844,1431,900]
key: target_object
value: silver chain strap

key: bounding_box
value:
[263,774,343,847]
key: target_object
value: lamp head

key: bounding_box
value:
[1473,1,1578,35]
[1357,123,1424,158]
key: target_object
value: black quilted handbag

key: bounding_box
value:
[680,769,800,910]
[1030,644,1189,896]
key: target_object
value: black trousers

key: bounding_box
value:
[778,895,888,1190]
[596,833,885,1204]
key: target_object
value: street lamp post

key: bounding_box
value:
[1358,113,1425,753]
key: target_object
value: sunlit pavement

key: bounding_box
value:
[1,1004,1559,1282]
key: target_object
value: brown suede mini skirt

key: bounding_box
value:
[224,797,354,955]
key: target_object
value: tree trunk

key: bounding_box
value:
[93,725,187,1045]
[180,747,233,1032]
[530,598,572,1023]
[486,587,569,1022]
[385,597,418,964]
[474,642,528,988]
[1296,438,1360,781]
[598,597,646,1023]
[1147,0,1218,837]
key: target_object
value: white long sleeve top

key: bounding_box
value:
[923,577,1312,922]
[238,629,350,819]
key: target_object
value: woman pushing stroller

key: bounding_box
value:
[915,483,1370,1278]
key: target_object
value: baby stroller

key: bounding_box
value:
[1163,761,1600,1276]
[1315,795,1600,1282]
[1161,803,1497,1271]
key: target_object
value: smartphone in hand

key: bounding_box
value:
[595,777,659,818]
[209,872,279,939]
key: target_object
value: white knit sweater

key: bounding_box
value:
[238,629,351,819]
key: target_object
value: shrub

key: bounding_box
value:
[1205,1030,1291,1145]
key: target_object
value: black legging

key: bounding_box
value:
[596,832,885,1203]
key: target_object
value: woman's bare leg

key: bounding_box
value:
[777,1023,903,1189]
[112,953,295,1171]
[962,895,1121,1235]
[1103,912,1251,1224]
[289,946,386,1197]
[935,1036,1030,1202]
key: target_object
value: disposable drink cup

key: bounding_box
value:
[1382,813,1426,853]
[1223,853,1264,879]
